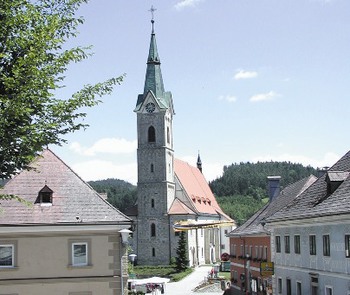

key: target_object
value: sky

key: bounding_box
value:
[51,0,350,185]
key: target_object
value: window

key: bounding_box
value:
[296,281,302,295]
[151,199,155,208]
[150,164,154,173]
[310,275,318,295]
[345,235,350,257]
[325,286,333,295]
[286,278,291,295]
[72,243,88,266]
[255,246,258,258]
[69,239,91,267]
[285,236,290,253]
[323,235,330,256]
[148,126,156,142]
[263,246,268,261]
[277,278,282,294]
[35,185,53,204]
[151,223,156,237]
[167,127,170,144]
[309,235,316,255]
[294,235,301,254]
[152,248,155,257]
[259,246,263,259]
[276,236,281,253]
[0,244,14,267]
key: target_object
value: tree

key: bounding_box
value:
[175,231,189,272]
[0,0,124,179]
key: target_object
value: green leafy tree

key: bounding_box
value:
[0,0,124,179]
[175,231,189,272]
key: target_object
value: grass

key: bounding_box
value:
[132,265,194,282]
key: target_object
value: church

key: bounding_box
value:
[129,17,234,266]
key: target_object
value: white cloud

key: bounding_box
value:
[234,70,258,80]
[251,152,339,169]
[218,95,237,103]
[174,0,203,10]
[69,138,137,156]
[72,160,137,184]
[250,91,279,102]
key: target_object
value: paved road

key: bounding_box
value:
[164,266,224,295]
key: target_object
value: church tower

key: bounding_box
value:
[134,16,175,265]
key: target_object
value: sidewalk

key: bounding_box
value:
[165,266,224,295]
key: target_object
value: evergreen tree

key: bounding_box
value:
[175,231,189,272]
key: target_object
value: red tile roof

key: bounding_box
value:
[174,159,229,218]
[0,149,132,225]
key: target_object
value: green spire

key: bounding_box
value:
[143,19,165,98]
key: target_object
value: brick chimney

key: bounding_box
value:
[267,176,281,202]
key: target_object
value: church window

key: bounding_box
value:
[148,126,156,142]
[151,199,155,208]
[167,127,170,144]
[152,248,156,257]
[151,223,156,237]
[151,164,154,173]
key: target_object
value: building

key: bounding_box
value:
[132,18,234,266]
[266,150,350,295]
[0,149,133,295]
[227,175,316,294]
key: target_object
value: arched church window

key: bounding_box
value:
[151,199,155,208]
[152,248,156,257]
[148,126,156,143]
[151,164,154,173]
[167,127,170,144]
[151,223,156,237]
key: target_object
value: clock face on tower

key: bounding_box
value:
[145,102,156,113]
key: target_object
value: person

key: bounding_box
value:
[223,282,232,295]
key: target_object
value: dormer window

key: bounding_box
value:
[325,171,349,195]
[36,185,53,205]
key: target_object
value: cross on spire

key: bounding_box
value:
[149,5,157,21]
[149,5,157,32]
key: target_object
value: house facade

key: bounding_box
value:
[0,149,133,295]
[132,19,234,266]
[267,150,350,295]
[227,175,316,295]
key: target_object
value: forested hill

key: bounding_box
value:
[88,162,318,226]
[209,161,317,225]
[209,161,317,199]
[88,178,137,212]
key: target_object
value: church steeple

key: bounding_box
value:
[143,17,165,99]
[197,152,203,173]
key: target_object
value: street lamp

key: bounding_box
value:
[129,253,137,278]
[119,229,132,295]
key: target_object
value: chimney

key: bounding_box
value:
[267,176,281,202]
[317,166,329,178]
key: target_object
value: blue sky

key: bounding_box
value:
[52,0,350,185]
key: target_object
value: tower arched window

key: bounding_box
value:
[148,126,156,143]
[151,199,155,208]
[167,127,170,144]
[152,248,156,257]
[151,164,154,173]
[151,223,156,237]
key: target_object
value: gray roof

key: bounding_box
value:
[228,175,317,236]
[0,149,132,225]
[267,150,350,222]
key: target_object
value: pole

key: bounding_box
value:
[121,254,124,295]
